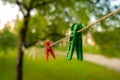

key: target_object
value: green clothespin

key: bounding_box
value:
[66,23,83,60]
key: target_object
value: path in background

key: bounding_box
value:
[84,53,120,72]
[56,51,120,72]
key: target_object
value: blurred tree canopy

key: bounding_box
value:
[1,0,120,54]
[0,24,18,53]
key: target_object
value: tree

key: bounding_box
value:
[2,0,58,80]
[2,0,85,80]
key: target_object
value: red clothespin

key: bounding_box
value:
[45,40,56,61]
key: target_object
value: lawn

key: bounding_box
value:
[0,49,120,80]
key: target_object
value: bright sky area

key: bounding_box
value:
[0,1,22,29]
[0,0,120,29]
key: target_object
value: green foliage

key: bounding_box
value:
[26,13,47,42]
[0,27,18,53]
[26,13,68,42]
[92,28,120,57]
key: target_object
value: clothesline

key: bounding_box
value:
[50,8,120,47]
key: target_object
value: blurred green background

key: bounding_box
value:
[0,0,120,80]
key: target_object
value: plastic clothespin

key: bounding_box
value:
[45,40,56,61]
[66,23,83,60]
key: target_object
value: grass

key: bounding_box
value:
[0,49,120,80]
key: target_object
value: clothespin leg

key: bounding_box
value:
[50,49,56,59]
[76,39,83,60]
[46,49,49,61]
[66,24,77,60]
[66,41,75,60]
[76,23,83,60]
[66,32,76,60]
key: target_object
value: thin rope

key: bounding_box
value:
[50,8,120,47]
[50,36,69,47]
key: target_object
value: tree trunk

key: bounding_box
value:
[16,13,30,80]
[16,39,24,80]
